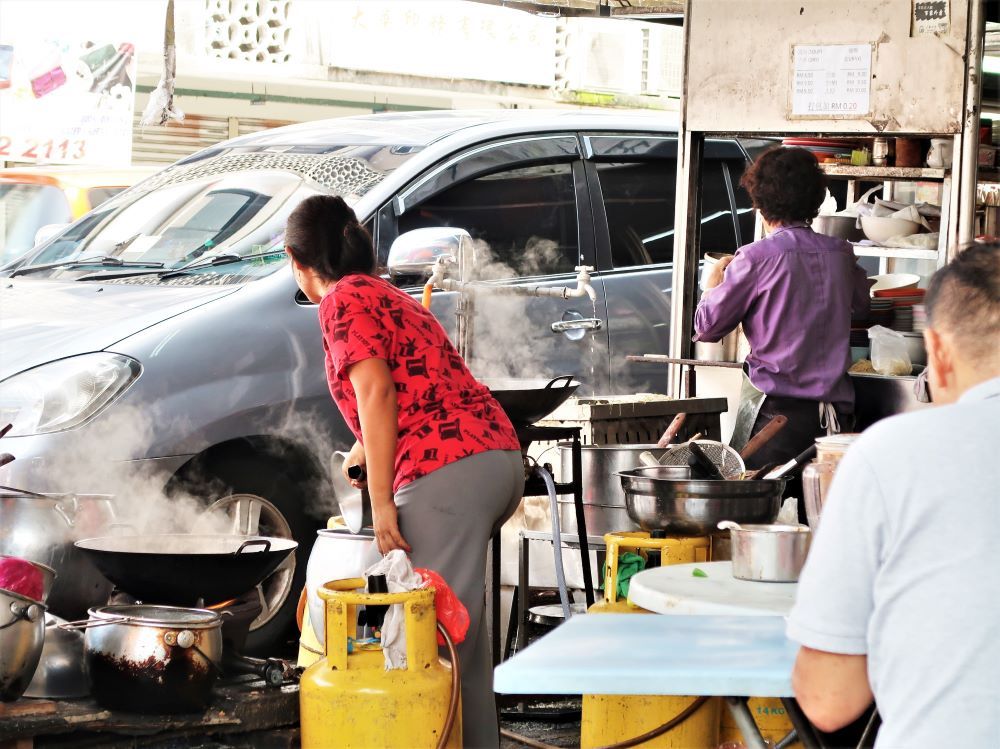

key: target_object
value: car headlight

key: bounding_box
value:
[0,353,141,436]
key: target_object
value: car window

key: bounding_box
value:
[397,161,579,279]
[598,158,738,269]
[0,183,72,263]
[725,158,756,246]
[87,186,126,206]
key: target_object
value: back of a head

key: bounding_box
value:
[285,194,375,281]
[925,243,1000,372]
[739,147,827,225]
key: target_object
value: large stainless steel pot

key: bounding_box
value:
[305,528,374,644]
[82,604,222,713]
[618,467,784,536]
[558,444,684,535]
[0,588,46,701]
[0,492,116,619]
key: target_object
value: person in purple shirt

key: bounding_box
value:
[694,147,871,471]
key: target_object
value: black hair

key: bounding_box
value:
[740,147,827,225]
[284,195,375,280]
[924,243,1000,364]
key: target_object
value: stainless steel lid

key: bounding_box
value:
[88,604,221,628]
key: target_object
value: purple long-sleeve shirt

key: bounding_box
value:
[694,225,870,408]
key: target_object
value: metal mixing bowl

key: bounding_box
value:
[24,614,90,699]
[618,467,784,536]
[0,588,47,702]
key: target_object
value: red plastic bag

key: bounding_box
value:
[0,557,44,601]
[415,568,469,646]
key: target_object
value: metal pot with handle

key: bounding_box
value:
[71,604,223,713]
[0,588,46,702]
[717,521,812,582]
[0,490,116,619]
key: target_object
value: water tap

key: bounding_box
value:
[574,265,597,302]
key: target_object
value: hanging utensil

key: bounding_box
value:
[738,415,789,461]
[658,438,744,479]
[763,445,819,481]
[688,442,727,481]
[655,413,687,448]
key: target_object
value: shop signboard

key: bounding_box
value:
[0,37,137,165]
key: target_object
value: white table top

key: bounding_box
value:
[493,614,797,697]
[628,561,798,617]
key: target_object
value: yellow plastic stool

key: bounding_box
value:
[300,578,461,748]
[582,532,719,748]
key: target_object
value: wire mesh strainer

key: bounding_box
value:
[657,439,746,479]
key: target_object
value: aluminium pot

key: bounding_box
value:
[718,522,812,582]
[558,444,690,535]
[305,528,374,645]
[81,604,222,713]
[0,588,46,702]
[0,492,116,619]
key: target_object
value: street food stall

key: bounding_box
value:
[495,1,987,748]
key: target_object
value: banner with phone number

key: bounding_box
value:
[0,38,137,166]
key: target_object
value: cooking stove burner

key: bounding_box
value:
[106,588,296,688]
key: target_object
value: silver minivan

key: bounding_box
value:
[0,110,756,647]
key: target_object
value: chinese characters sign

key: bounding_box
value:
[0,38,137,165]
[790,44,872,118]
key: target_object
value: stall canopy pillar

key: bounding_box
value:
[667,130,704,397]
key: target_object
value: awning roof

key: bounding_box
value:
[468,0,684,21]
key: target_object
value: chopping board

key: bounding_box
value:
[628,561,797,617]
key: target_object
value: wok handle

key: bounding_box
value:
[236,538,272,554]
[58,616,129,631]
[545,375,575,390]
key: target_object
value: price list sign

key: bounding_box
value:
[790,44,872,118]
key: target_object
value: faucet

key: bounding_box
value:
[425,261,597,302]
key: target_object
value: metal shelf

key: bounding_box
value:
[820,164,948,181]
[851,244,938,260]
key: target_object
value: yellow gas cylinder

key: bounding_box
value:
[582,532,719,749]
[718,698,799,747]
[300,578,462,749]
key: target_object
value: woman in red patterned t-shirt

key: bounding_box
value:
[286,195,522,748]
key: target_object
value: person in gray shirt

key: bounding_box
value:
[786,243,1000,747]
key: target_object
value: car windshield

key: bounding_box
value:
[11,143,411,284]
[0,182,72,264]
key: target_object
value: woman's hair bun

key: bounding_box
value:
[285,195,376,279]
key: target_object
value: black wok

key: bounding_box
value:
[75,535,297,606]
[485,375,580,426]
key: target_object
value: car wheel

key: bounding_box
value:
[176,454,316,655]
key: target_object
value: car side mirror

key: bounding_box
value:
[387,227,475,278]
[34,223,69,247]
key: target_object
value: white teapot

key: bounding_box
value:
[926,138,954,168]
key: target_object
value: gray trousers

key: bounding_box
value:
[394,449,524,749]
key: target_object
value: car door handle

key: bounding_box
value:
[550,318,603,333]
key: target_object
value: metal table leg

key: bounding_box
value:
[516,531,529,656]
[569,432,595,607]
[490,532,501,667]
[725,697,769,749]
[781,698,826,749]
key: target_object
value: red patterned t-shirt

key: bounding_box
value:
[319,274,520,492]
